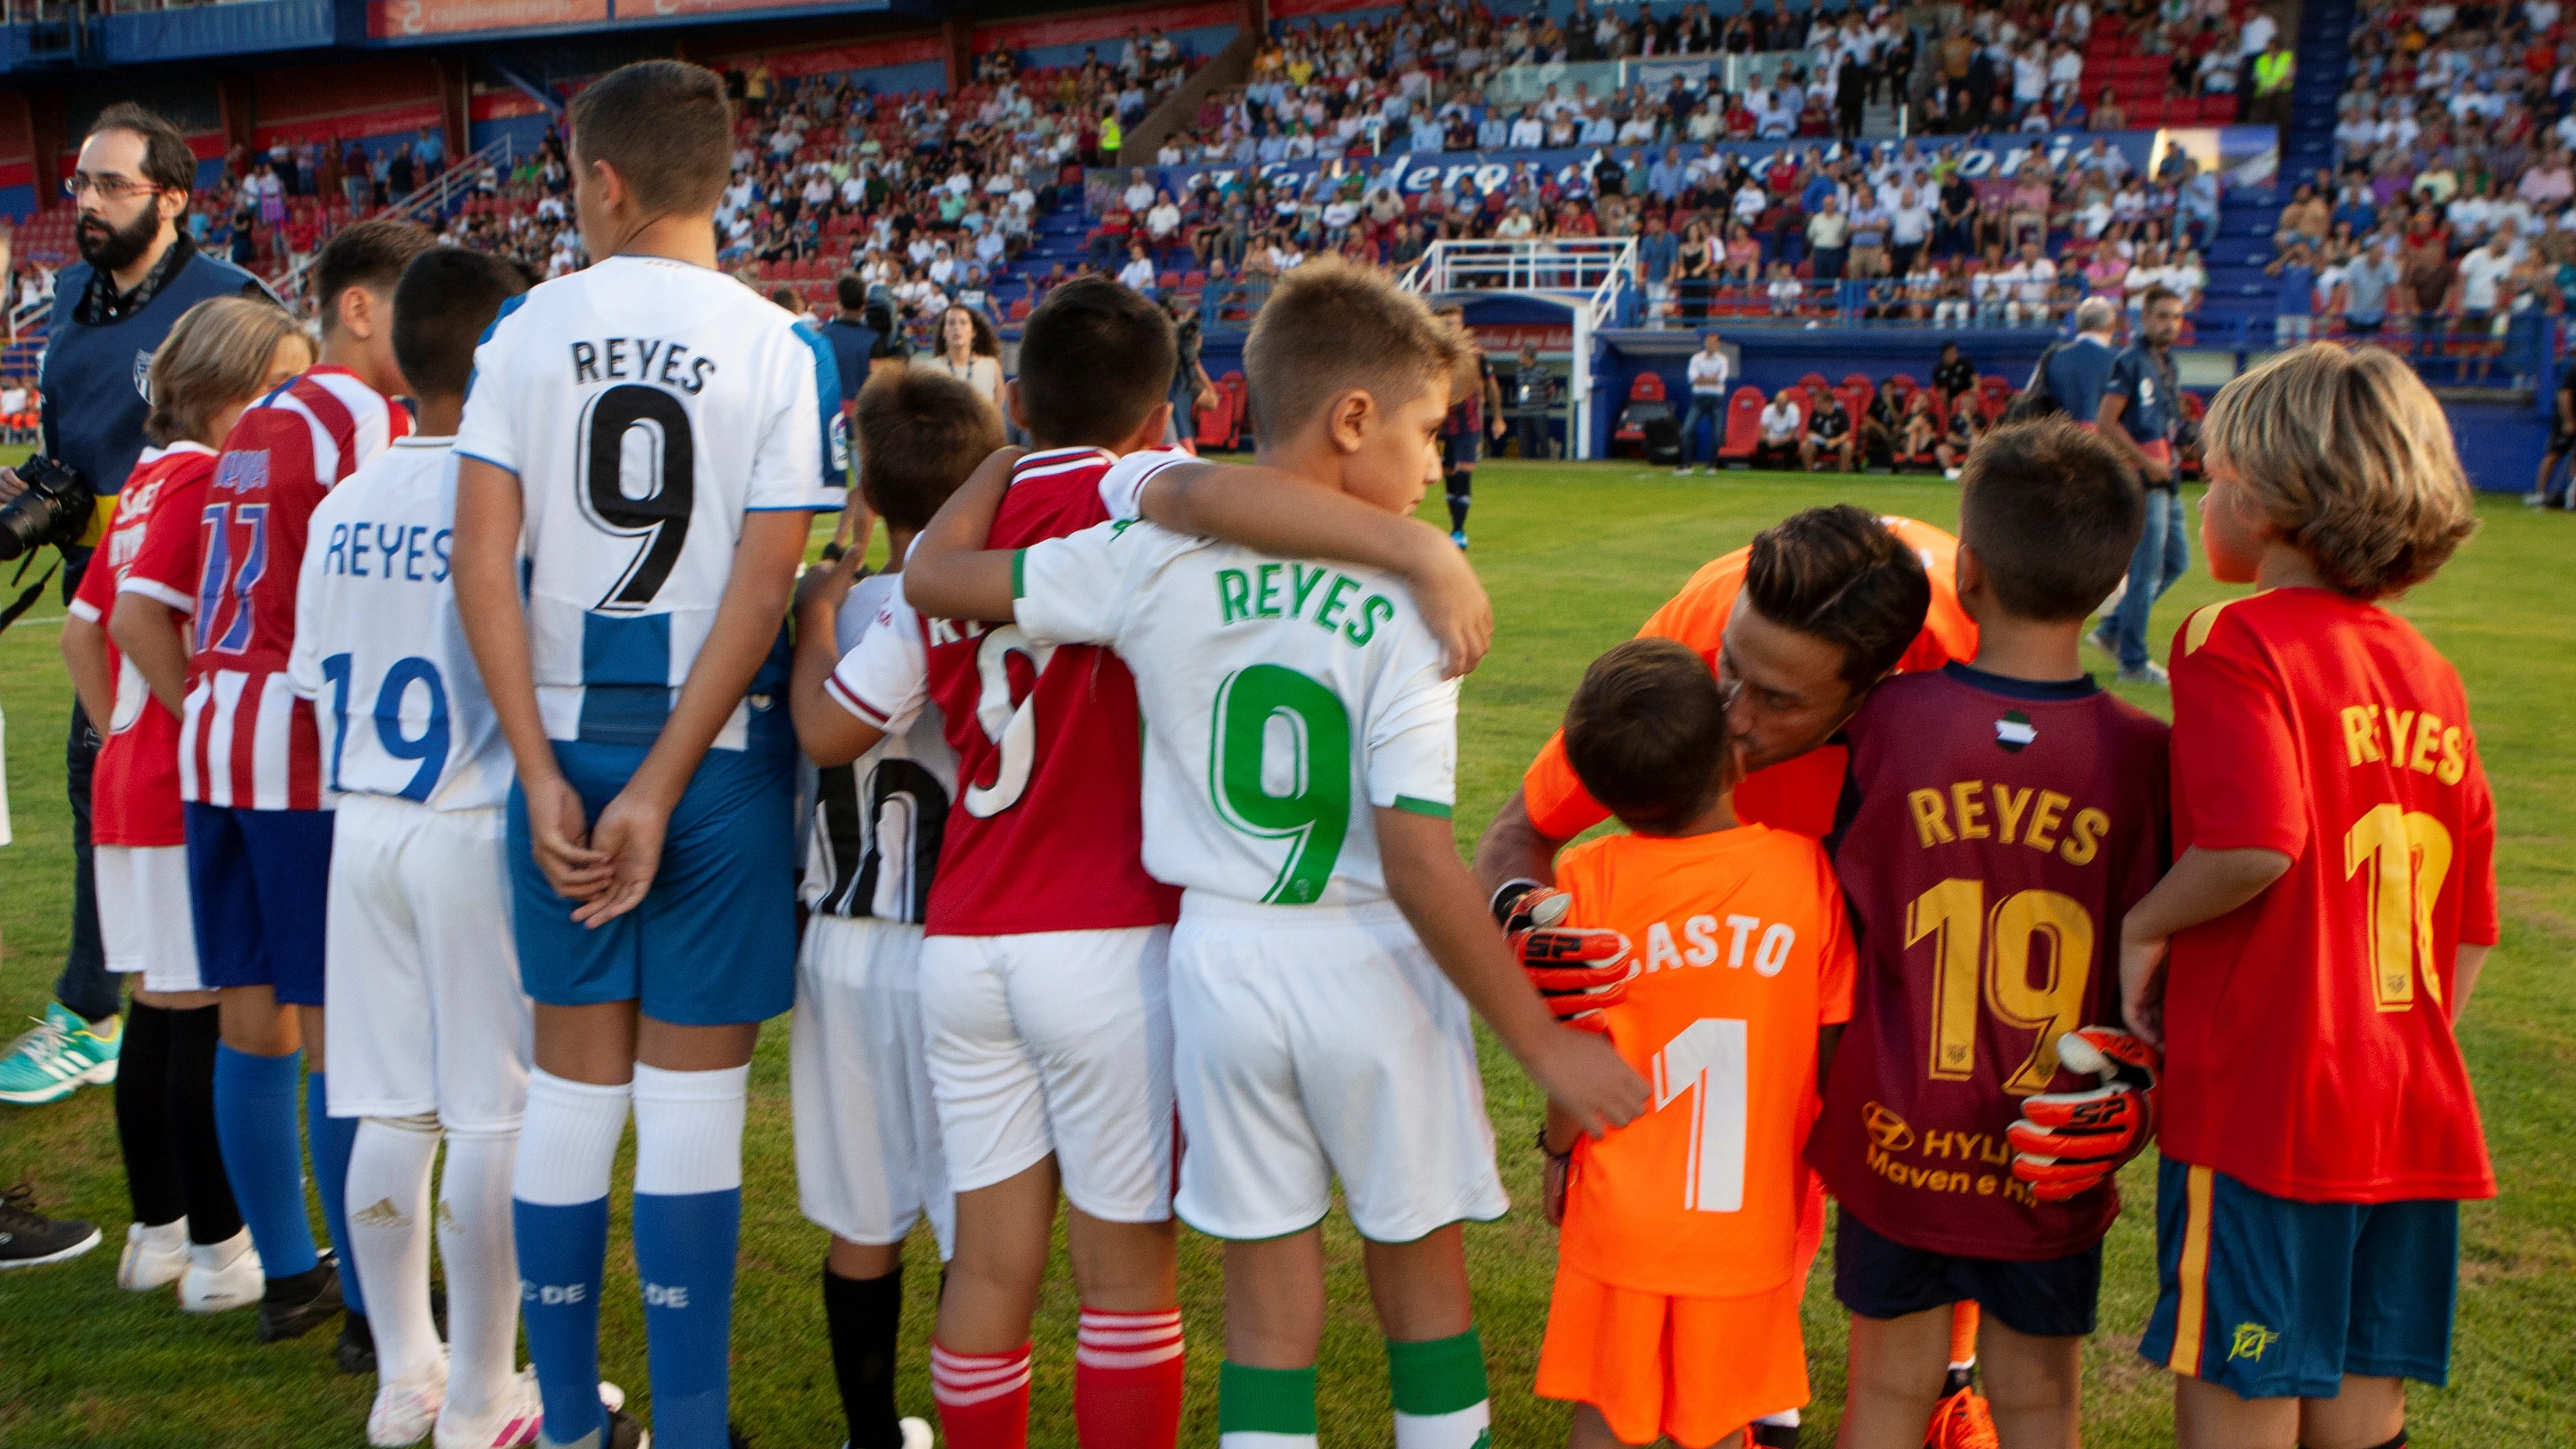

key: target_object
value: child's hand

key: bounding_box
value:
[573,789,673,927]
[1529,1025,1649,1139]
[794,544,867,621]
[2120,928,2170,1051]
[1402,524,1495,678]
[524,775,611,903]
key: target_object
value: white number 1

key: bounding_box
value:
[1652,1017,1749,1213]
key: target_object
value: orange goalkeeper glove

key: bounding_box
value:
[1494,880,1635,1028]
[2006,1027,2161,1203]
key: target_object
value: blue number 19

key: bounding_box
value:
[320,653,450,802]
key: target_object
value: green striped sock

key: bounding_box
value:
[1218,1360,1319,1449]
[1388,1328,1492,1449]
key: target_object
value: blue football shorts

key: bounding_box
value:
[508,738,799,1027]
[1832,1207,2104,1339]
[2139,1155,2460,1399]
[185,803,335,1007]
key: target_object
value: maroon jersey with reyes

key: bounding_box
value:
[1807,665,2170,1260]
[921,447,1179,936]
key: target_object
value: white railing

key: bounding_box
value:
[275,135,516,304]
[1401,236,1637,327]
[1481,51,1813,106]
[1401,236,1638,459]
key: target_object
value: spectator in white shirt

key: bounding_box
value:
[1123,169,1156,211]
[1754,392,1803,468]
[1118,245,1159,292]
[1509,106,1546,148]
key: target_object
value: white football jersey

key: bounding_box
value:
[1013,519,1458,907]
[287,437,510,812]
[453,255,846,750]
[805,571,958,922]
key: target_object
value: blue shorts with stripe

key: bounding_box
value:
[186,803,335,1006]
[2139,1155,2460,1399]
[509,735,799,1027]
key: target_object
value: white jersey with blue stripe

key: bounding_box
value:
[286,437,510,812]
[453,254,846,750]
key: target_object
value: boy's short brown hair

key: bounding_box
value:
[1563,638,1736,835]
[1015,276,1175,448]
[1243,256,1472,441]
[393,248,529,398]
[2201,343,2478,598]
[310,219,436,337]
[1957,418,2144,621]
[568,60,734,219]
[145,296,308,447]
[858,366,1006,531]
[1744,504,1933,690]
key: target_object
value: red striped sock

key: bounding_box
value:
[1075,1307,1186,1449]
[932,1341,1032,1449]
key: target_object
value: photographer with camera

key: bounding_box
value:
[0,103,266,1142]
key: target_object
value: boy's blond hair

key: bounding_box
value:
[145,296,308,447]
[1243,256,1472,441]
[2201,343,2478,598]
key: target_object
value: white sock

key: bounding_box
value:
[511,1070,630,1207]
[190,1226,255,1271]
[630,1063,748,1196]
[347,1113,445,1383]
[439,1125,522,1422]
[1754,1409,1800,1428]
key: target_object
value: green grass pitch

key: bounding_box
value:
[1,460,2570,1446]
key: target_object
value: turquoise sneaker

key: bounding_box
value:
[0,1002,121,1105]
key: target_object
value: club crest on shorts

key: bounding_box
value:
[1995,710,2036,753]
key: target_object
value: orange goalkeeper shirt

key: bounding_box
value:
[1554,824,1859,1298]
[1521,517,1978,841]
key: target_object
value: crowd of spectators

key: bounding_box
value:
[2305,0,2576,370]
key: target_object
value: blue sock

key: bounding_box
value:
[212,1044,318,1279]
[305,1072,365,1317]
[515,1197,610,1444]
[633,1188,742,1449]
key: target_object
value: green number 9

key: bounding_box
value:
[1210,665,1352,904]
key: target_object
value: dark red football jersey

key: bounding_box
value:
[835,447,1179,936]
[1807,664,2171,1260]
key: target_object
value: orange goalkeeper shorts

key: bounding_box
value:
[1535,1264,1810,1449]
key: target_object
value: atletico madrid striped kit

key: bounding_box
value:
[125,365,408,1001]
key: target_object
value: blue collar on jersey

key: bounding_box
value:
[1941,660,2099,701]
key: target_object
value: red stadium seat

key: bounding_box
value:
[1628,372,1668,403]
[1797,372,1831,395]
[1840,372,1872,393]
[1718,385,1765,463]
[1009,297,1033,320]
[1835,382,1872,425]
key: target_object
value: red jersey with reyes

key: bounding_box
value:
[73,445,217,846]
[2160,591,2498,1203]
[1809,665,2171,1259]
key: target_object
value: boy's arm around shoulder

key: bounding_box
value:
[1377,807,1648,1139]
[1131,460,1492,679]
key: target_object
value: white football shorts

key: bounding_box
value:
[917,925,1174,1222]
[323,794,532,1131]
[1170,896,1508,1244]
[792,913,954,1256]
[96,843,204,994]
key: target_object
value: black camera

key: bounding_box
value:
[0,457,95,563]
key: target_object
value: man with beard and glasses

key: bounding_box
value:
[0,102,268,1125]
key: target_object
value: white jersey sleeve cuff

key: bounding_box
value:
[117,577,196,615]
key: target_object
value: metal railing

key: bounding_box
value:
[275,134,516,303]
[1399,236,1639,328]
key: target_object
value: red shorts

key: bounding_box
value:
[1536,1265,1811,1449]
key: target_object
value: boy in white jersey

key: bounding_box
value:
[451,61,845,1449]
[785,368,1000,1449]
[291,249,560,1449]
[903,258,1649,1449]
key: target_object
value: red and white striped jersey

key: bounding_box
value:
[169,367,408,809]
